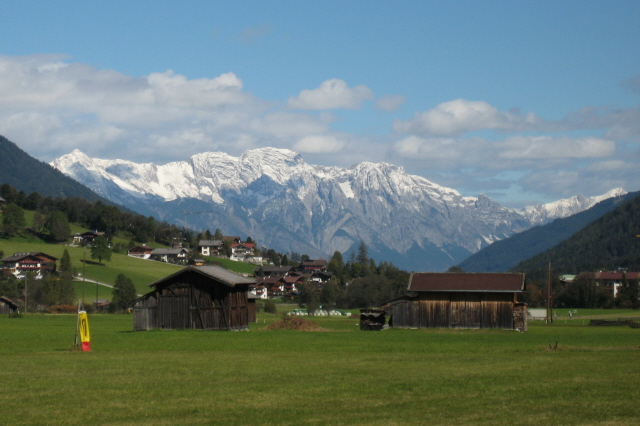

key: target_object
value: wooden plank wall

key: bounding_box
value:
[390,293,516,330]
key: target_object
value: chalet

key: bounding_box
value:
[198,240,223,257]
[73,231,105,245]
[229,243,255,262]
[0,296,18,314]
[150,248,190,264]
[249,283,268,299]
[127,245,153,259]
[254,265,292,277]
[0,252,58,278]
[310,271,333,283]
[132,266,255,331]
[383,273,527,332]
[283,276,304,294]
[300,259,326,272]
[592,271,640,298]
[189,258,206,266]
[255,276,286,298]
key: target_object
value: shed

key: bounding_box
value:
[359,309,386,331]
[383,273,527,331]
[0,296,18,314]
[132,266,255,331]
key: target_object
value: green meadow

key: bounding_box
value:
[1,313,639,425]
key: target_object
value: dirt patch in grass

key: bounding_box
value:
[265,316,332,331]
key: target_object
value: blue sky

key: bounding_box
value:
[1,0,639,207]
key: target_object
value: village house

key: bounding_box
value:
[585,271,640,298]
[198,239,223,257]
[72,231,106,245]
[150,247,190,264]
[229,243,255,262]
[127,245,153,259]
[132,265,255,331]
[249,283,268,299]
[0,196,5,211]
[300,259,327,272]
[0,252,58,278]
[383,272,527,332]
[255,265,292,277]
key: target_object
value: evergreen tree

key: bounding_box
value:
[60,249,72,276]
[112,274,137,311]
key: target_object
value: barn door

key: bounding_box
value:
[158,295,190,329]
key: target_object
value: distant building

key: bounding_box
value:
[0,252,58,278]
[127,246,153,259]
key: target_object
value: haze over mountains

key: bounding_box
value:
[50,147,626,271]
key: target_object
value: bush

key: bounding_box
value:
[264,300,278,314]
[49,304,78,314]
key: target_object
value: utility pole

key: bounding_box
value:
[547,260,553,324]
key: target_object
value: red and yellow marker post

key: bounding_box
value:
[78,311,91,351]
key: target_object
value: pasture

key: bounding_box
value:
[1,313,639,425]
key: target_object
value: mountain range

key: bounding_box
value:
[49,147,626,272]
[0,135,116,204]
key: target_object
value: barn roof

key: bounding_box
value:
[148,265,255,288]
[408,272,525,293]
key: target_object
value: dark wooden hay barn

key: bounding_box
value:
[383,273,527,331]
[132,266,255,331]
[0,296,18,314]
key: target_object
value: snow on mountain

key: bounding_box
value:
[520,188,627,226]
[50,148,624,271]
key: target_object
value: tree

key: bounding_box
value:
[357,241,369,265]
[90,236,112,265]
[298,281,321,315]
[320,280,343,311]
[213,228,224,240]
[2,203,25,237]
[60,249,72,276]
[112,274,137,311]
[46,211,71,242]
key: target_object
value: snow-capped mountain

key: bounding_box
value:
[50,148,626,271]
[520,188,627,226]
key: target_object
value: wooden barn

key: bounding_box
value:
[132,266,255,331]
[383,273,527,331]
[0,296,18,314]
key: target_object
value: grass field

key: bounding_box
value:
[1,312,639,425]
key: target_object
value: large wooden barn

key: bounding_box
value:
[132,266,255,331]
[383,273,527,331]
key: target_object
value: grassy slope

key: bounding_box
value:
[1,213,257,297]
[0,314,638,425]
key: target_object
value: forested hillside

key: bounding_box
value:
[512,193,640,280]
[0,135,110,202]
[458,191,639,272]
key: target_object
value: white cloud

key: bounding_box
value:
[293,135,345,154]
[497,136,615,159]
[287,79,374,110]
[393,99,540,136]
[375,94,405,111]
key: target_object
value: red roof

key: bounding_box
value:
[408,273,525,293]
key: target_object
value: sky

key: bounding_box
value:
[1,0,639,208]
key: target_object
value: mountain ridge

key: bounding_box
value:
[50,147,626,272]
